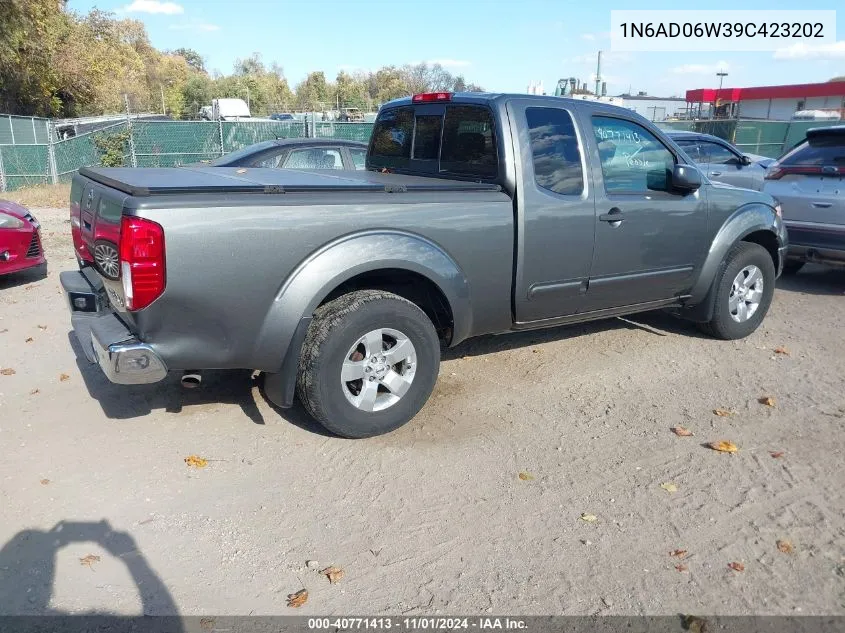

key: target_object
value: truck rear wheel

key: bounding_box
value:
[296,290,440,438]
[698,242,775,340]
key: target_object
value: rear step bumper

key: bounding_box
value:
[60,269,167,384]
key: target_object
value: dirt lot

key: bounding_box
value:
[1,207,844,616]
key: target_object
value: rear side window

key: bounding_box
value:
[369,104,498,178]
[526,107,583,195]
[781,137,845,166]
[369,107,414,168]
[349,148,367,169]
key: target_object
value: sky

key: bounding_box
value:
[69,0,845,98]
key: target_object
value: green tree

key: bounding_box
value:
[173,48,205,73]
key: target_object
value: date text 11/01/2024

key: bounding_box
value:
[307,618,528,630]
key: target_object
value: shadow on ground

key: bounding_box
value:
[0,519,181,626]
[776,264,845,297]
[0,263,48,290]
[68,310,704,432]
[69,332,333,435]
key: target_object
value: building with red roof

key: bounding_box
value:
[685,81,845,120]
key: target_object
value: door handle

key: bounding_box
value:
[812,202,832,208]
[710,171,722,177]
[599,208,624,226]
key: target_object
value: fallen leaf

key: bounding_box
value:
[728,561,745,572]
[25,337,33,343]
[0,368,15,376]
[683,615,709,633]
[580,513,598,523]
[199,618,216,631]
[670,549,688,558]
[184,455,208,468]
[675,564,689,572]
[236,168,247,174]
[59,373,70,382]
[40,479,50,485]
[287,589,308,608]
[518,472,534,481]
[776,540,794,554]
[774,346,790,355]
[320,566,345,584]
[80,554,101,569]
[0,328,7,333]
[532,348,542,354]
[759,396,776,407]
[708,440,739,453]
[660,482,679,493]
[713,408,733,417]
[37,325,47,331]
[770,451,785,459]
[671,426,694,437]
[30,388,39,395]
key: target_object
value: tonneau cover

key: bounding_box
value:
[79,166,502,197]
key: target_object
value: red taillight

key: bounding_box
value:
[765,164,826,180]
[412,92,452,103]
[119,216,165,311]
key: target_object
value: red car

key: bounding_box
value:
[0,200,45,275]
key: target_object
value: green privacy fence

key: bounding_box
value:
[0,115,51,145]
[658,119,822,158]
[0,119,374,191]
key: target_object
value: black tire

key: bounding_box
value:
[296,290,440,438]
[781,259,805,275]
[698,242,776,340]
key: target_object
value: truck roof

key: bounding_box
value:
[78,166,502,197]
[379,92,639,118]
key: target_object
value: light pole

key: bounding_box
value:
[715,71,728,118]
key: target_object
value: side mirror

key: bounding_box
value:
[672,164,701,192]
[740,155,752,166]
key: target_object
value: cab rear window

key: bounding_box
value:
[368,104,498,178]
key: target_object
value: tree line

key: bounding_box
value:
[0,0,483,119]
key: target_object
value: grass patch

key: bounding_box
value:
[2,183,71,208]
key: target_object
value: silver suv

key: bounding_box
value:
[763,126,845,273]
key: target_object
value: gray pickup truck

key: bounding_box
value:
[62,92,787,438]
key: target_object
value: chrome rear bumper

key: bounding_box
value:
[61,269,167,385]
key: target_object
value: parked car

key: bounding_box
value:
[269,113,295,121]
[666,131,774,190]
[206,138,368,170]
[763,125,845,273]
[61,92,786,438]
[0,200,45,275]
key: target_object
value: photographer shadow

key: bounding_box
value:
[0,520,182,630]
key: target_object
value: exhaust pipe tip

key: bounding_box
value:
[181,371,202,389]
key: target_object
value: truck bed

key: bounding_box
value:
[79,166,504,197]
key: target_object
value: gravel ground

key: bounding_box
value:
[1,208,844,616]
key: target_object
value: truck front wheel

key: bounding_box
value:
[296,290,440,438]
[698,242,775,340]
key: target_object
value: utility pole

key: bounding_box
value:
[595,51,602,96]
[160,85,166,115]
[716,71,728,119]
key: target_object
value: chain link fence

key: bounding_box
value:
[1,113,823,192]
[0,118,374,191]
